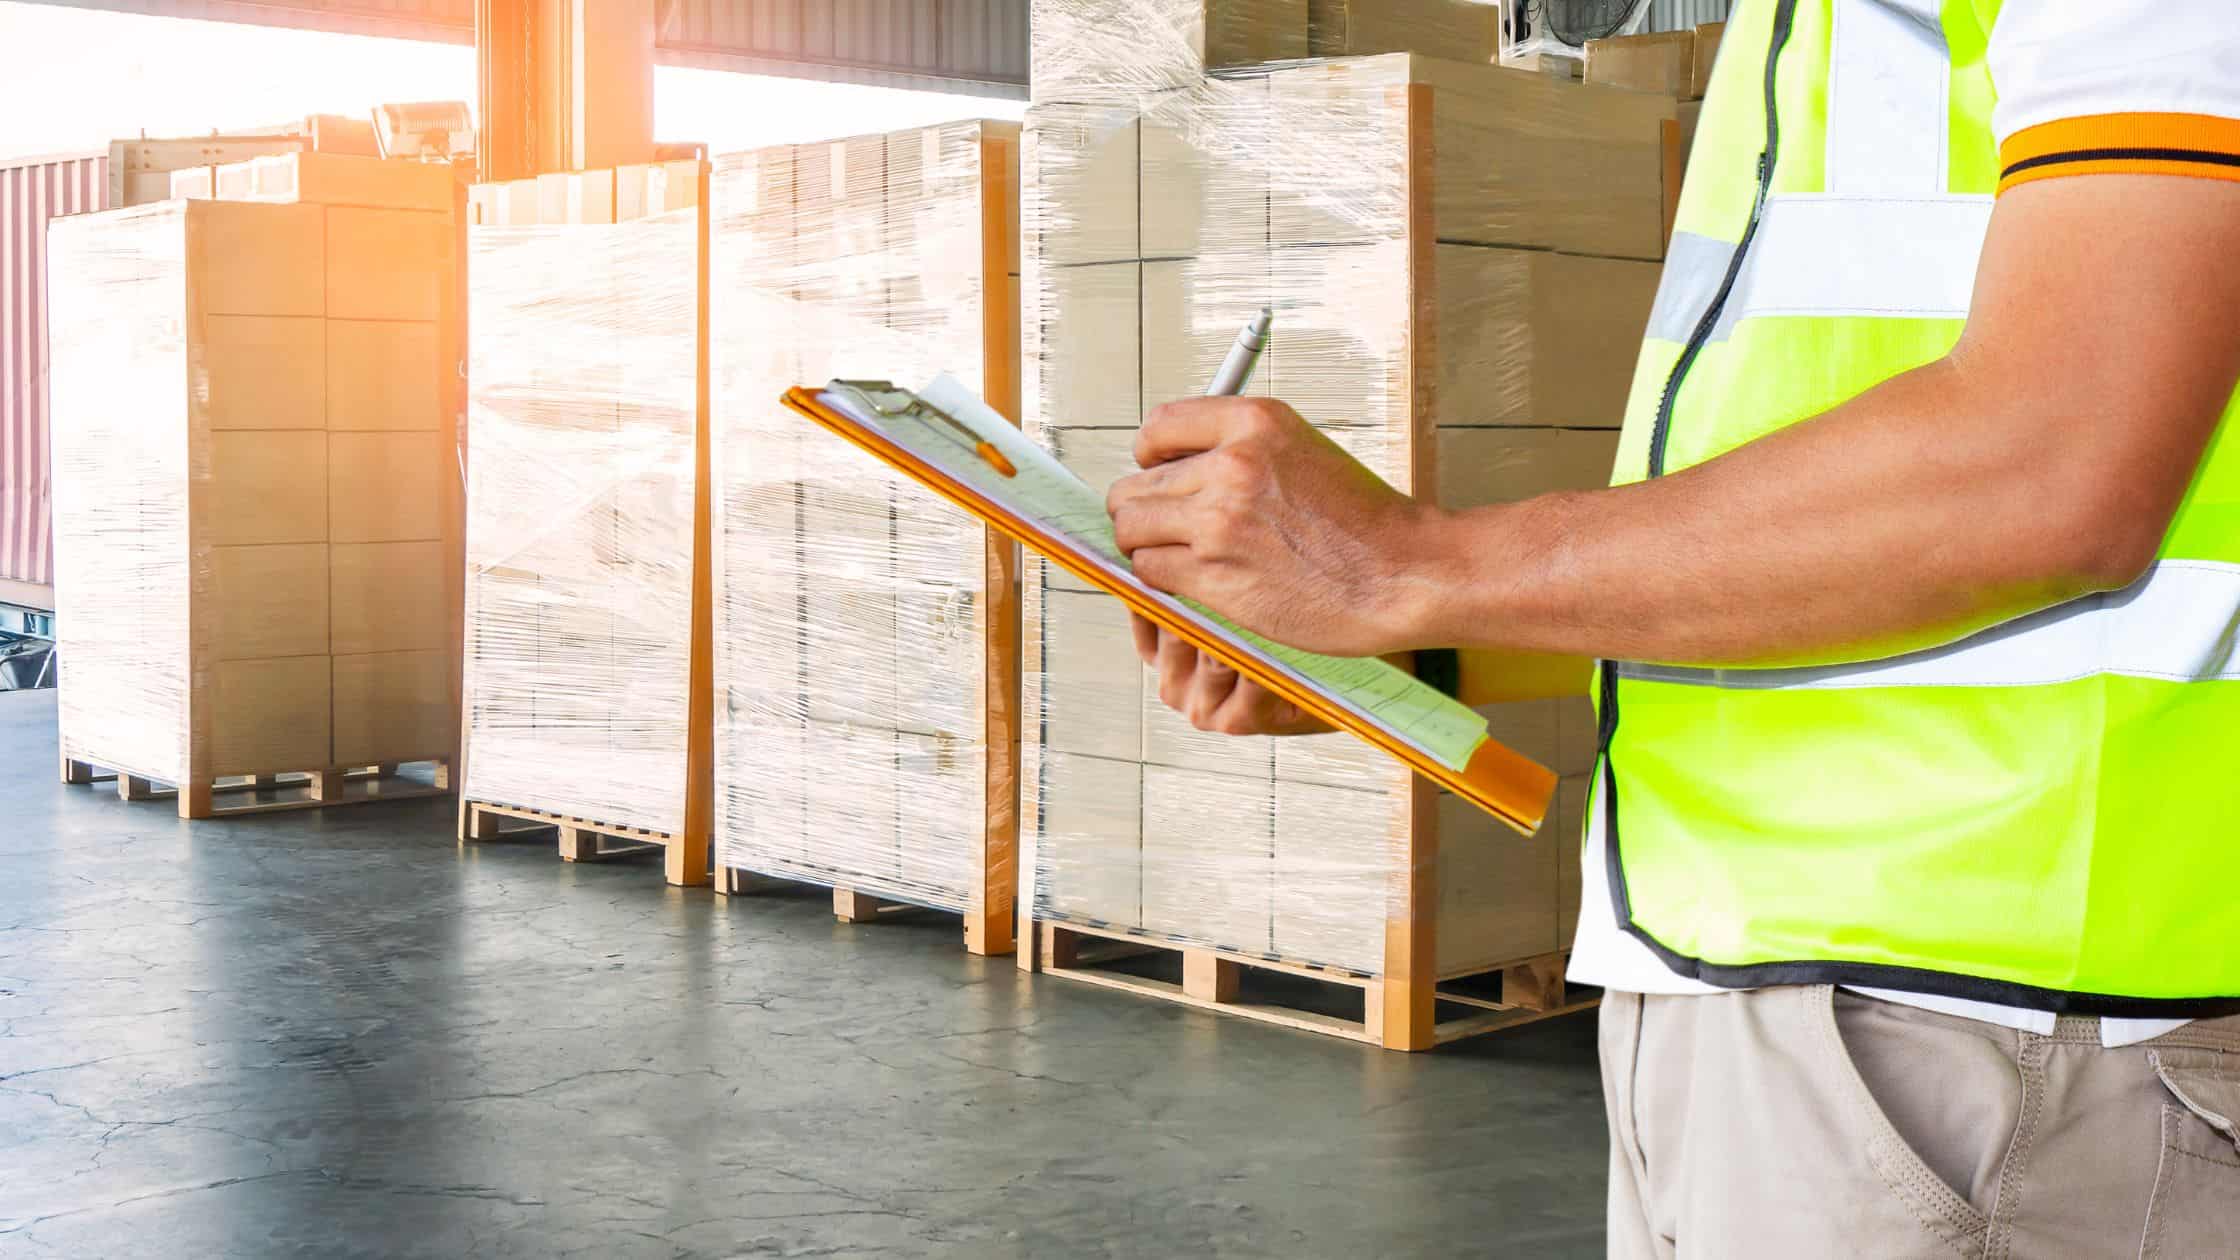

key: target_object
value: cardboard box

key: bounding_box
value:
[1141,258,1284,411]
[332,649,453,765]
[1139,80,1272,257]
[1142,765,1274,953]
[1436,791,1563,976]
[326,321,443,432]
[1025,108,1139,265]
[1036,588,1144,761]
[1032,261,1142,430]
[201,152,457,213]
[201,315,325,429]
[1268,55,1673,260]
[1584,30,1695,97]
[1030,752,1144,928]
[1692,23,1726,100]
[1436,427,1622,508]
[1270,780,1402,970]
[1308,0,1496,61]
[1437,248,1661,427]
[213,544,329,660]
[1032,0,1308,105]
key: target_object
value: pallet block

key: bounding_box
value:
[455,159,715,887]
[708,122,1022,955]
[48,187,463,821]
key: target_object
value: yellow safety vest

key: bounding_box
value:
[1600,0,2240,1016]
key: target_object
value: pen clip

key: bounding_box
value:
[827,379,1018,478]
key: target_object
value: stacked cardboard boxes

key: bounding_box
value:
[1021,3,1669,1047]
[455,161,714,886]
[708,121,1023,955]
[1583,22,1728,242]
[50,154,461,817]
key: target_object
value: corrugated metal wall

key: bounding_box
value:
[0,155,109,596]
[1648,0,1732,31]
[16,0,1032,95]
[658,0,1028,95]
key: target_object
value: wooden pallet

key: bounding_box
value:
[62,755,452,818]
[715,865,957,930]
[1033,918,1596,1049]
[459,800,687,865]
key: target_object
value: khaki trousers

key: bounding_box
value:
[1600,985,2240,1259]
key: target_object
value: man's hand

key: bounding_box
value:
[1106,396,1441,658]
[1130,616,1332,736]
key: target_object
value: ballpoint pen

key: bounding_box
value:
[1205,307,1273,397]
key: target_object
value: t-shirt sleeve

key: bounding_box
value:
[1988,1,2240,195]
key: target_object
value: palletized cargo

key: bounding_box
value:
[708,120,1023,954]
[1018,1,1667,1048]
[49,157,462,817]
[455,160,716,887]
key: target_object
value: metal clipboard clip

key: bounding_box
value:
[828,379,1018,478]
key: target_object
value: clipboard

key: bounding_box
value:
[779,377,1558,836]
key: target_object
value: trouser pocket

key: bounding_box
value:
[2139,1050,2240,1259]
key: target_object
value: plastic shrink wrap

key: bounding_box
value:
[709,121,1022,955]
[1020,0,1667,1041]
[458,167,705,856]
[50,165,460,818]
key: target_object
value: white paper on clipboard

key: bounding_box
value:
[818,374,1493,774]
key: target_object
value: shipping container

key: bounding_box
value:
[1,152,109,611]
[53,0,1030,95]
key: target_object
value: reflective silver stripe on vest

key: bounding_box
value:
[1827,0,1950,196]
[1645,195,1991,345]
[1619,560,2240,691]
[1714,193,1989,332]
[1644,0,1970,348]
[1643,231,1738,344]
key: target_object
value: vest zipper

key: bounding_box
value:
[1645,0,1800,479]
[1599,0,1802,925]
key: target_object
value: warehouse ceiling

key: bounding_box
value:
[18,0,1030,97]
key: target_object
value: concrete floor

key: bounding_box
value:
[0,690,1609,1258]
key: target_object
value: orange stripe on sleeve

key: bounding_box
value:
[1998,112,2240,195]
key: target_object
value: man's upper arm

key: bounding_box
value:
[1951,4,2240,570]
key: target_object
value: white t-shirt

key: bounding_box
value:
[1566,0,2240,1047]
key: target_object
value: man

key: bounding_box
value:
[1104,1,2240,1255]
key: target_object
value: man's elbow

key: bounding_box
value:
[2039,473,2166,595]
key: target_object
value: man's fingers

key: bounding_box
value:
[1207,677,1279,736]
[1105,456,1206,516]
[1184,654,1240,728]
[1135,397,1272,469]
[1155,630,1199,713]
[1128,544,1201,596]
[1210,677,1335,737]
[1109,494,1201,557]
[1130,613,1159,667]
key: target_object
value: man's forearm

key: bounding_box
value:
[1399,354,2193,668]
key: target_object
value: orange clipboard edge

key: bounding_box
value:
[779,386,1557,836]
